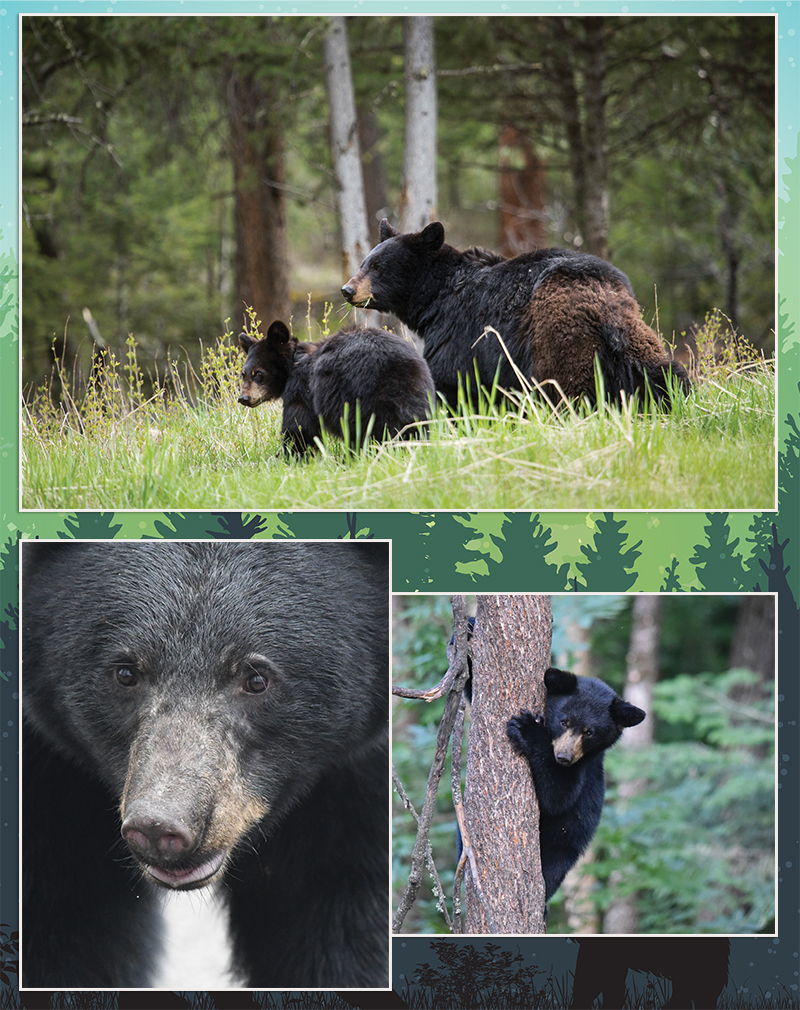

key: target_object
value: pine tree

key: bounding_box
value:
[688,512,748,590]
[574,513,642,590]
[58,512,122,539]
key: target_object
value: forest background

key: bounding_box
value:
[21,14,775,394]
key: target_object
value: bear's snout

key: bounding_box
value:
[341,282,356,301]
[122,806,197,862]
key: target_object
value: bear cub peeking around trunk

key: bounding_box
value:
[507,667,646,903]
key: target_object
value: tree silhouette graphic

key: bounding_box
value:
[660,556,684,591]
[689,512,747,590]
[57,512,122,539]
[455,513,570,589]
[574,513,642,590]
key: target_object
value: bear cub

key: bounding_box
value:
[239,320,434,453]
[507,667,645,902]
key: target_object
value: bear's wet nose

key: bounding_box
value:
[122,811,197,862]
[341,283,355,301]
[238,394,251,406]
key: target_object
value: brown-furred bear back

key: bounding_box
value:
[342,220,691,410]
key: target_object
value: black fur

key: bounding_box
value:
[507,667,645,903]
[239,321,434,453]
[22,541,389,988]
[342,220,690,410]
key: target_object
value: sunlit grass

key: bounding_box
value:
[21,320,775,512]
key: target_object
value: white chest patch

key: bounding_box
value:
[152,883,243,989]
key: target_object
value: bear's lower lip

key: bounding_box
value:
[145,850,227,890]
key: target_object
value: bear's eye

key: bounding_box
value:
[583,727,593,738]
[253,371,265,384]
[243,671,269,695]
[114,665,139,688]
[560,718,570,729]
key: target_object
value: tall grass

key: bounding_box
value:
[21,315,775,512]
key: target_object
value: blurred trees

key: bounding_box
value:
[22,14,774,398]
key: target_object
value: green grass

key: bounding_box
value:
[20,327,775,512]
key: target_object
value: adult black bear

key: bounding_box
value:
[342,220,691,410]
[238,320,434,453]
[21,541,389,989]
[507,667,645,903]
[570,936,731,1009]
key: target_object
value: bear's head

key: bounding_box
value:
[544,667,645,766]
[238,320,297,407]
[341,219,446,315]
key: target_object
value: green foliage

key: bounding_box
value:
[584,669,775,934]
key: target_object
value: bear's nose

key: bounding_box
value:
[238,394,251,406]
[122,810,198,862]
[341,283,356,301]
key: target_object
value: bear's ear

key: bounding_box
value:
[379,218,399,242]
[239,331,259,352]
[544,667,578,695]
[419,221,445,253]
[611,697,646,728]
[267,320,292,346]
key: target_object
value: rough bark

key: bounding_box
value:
[463,594,551,934]
[226,67,289,331]
[399,17,437,233]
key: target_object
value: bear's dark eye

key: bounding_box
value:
[243,671,269,695]
[253,371,265,384]
[114,665,139,688]
[583,727,593,738]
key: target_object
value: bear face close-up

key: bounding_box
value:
[21,540,390,990]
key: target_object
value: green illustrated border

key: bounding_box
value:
[1,1,798,1007]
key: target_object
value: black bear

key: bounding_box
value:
[570,936,731,1009]
[507,667,645,903]
[21,540,389,989]
[238,320,435,453]
[342,220,691,410]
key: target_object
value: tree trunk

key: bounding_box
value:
[358,105,388,246]
[323,17,371,279]
[581,17,610,261]
[602,594,660,934]
[729,595,775,685]
[226,67,289,332]
[463,594,551,934]
[399,17,437,233]
[552,18,610,260]
[498,126,548,256]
